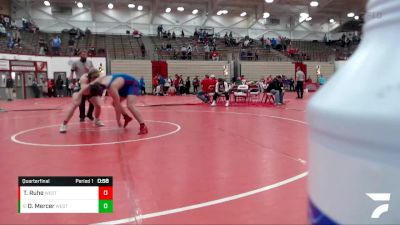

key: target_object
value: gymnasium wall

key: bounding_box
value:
[306,62,336,82]
[110,60,152,92]
[241,61,294,81]
[0,53,106,79]
[241,61,336,82]
[166,60,228,78]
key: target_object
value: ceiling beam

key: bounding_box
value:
[150,0,159,24]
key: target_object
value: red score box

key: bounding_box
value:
[99,186,113,200]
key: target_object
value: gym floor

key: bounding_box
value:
[0,92,309,224]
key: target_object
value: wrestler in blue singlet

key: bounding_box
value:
[108,74,141,97]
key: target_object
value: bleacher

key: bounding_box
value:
[289,40,336,61]
[0,29,340,63]
[0,30,145,59]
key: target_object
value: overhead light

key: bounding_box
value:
[177,6,184,12]
[44,1,50,6]
[77,2,83,8]
[138,5,143,10]
[108,3,114,9]
[240,12,247,17]
[265,0,274,3]
[310,1,319,7]
[300,12,309,18]
[192,9,199,14]
[329,18,335,23]
[217,11,223,16]
[306,17,312,21]
[128,4,135,9]
[165,7,171,13]
[221,10,228,14]
[347,12,355,17]
[263,12,270,18]
[354,15,359,20]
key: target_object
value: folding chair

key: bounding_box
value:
[233,85,249,103]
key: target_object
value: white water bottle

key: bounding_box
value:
[307,0,400,224]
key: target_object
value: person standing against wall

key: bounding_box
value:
[140,76,146,95]
[295,66,305,99]
[70,50,95,121]
[6,74,14,101]
[56,75,64,97]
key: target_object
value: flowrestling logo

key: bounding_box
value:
[366,193,391,219]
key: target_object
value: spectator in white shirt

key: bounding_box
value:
[211,78,230,107]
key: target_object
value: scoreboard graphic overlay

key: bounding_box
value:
[18,177,113,213]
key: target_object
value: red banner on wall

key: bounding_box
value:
[35,62,48,72]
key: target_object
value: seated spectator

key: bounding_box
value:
[211,78,230,107]
[187,44,192,60]
[167,84,176,96]
[181,30,185,38]
[247,51,253,61]
[0,24,6,36]
[192,39,198,52]
[265,38,271,51]
[266,76,284,105]
[161,42,166,50]
[6,31,14,50]
[133,30,141,38]
[211,50,220,61]
[239,75,246,85]
[10,20,16,29]
[197,74,211,103]
[12,28,21,49]
[180,45,187,60]
[244,39,250,47]
[258,78,267,91]
[88,46,96,57]
[166,43,172,51]
[240,49,246,60]
[172,31,176,39]
[167,30,171,38]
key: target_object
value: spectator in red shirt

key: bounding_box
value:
[212,50,220,61]
[197,74,212,103]
[152,76,158,95]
